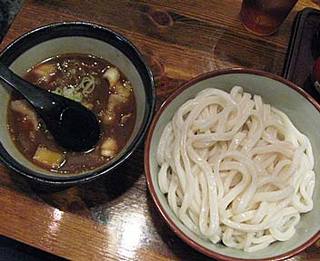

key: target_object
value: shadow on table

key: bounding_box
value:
[5,145,144,217]
[0,236,65,261]
[147,193,212,261]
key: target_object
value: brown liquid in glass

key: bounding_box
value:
[240,0,298,36]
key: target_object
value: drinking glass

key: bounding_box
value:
[240,0,298,36]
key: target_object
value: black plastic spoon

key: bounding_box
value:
[0,63,100,152]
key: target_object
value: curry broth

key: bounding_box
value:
[7,54,136,173]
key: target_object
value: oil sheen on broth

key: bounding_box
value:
[7,54,136,173]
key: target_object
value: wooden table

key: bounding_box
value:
[0,0,319,260]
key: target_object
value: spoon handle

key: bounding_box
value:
[0,63,50,108]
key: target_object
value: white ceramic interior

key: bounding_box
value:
[0,36,146,178]
[147,71,320,260]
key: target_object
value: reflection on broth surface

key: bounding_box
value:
[7,54,136,174]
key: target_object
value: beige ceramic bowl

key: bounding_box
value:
[144,69,320,260]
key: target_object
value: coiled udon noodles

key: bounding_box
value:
[157,86,315,252]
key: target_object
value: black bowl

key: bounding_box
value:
[0,22,155,185]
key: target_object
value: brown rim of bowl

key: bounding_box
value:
[144,68,320,261]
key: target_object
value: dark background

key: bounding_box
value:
[0,0,24,41]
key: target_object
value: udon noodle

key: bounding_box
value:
[157,86,315,252]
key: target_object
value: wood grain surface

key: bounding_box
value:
[0,0,320,260]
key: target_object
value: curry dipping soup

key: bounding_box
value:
[7,54,136,174]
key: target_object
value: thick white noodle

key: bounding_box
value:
[156,86,315,252]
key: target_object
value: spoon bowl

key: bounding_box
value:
[0,63,100,152]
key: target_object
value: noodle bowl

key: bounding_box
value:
[156,86,315,252]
